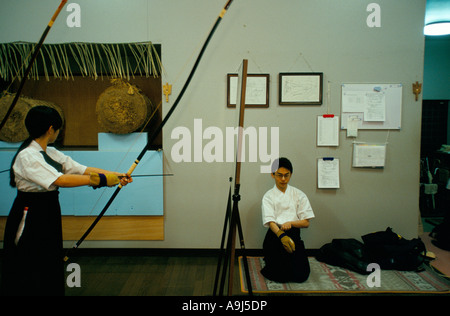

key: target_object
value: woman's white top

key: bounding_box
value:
[13,141,87,192]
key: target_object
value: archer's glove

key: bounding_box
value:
[89,173,120,189]
[276,230,295,253]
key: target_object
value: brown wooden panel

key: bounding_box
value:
[0,216,164,241]
[14,76,162,147]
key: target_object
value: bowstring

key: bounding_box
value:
[65,99,162,252]
[110,99,163,173]
[64,0,234,253]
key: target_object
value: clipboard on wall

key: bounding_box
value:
[317,114,339,146]
[317,157,340,188]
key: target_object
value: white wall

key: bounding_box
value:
[0,0,426,249]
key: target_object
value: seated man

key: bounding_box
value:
[261,157,314,283]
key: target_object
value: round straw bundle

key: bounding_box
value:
[0,93,64,143]
[0,93,33,142]
[96,79,154,134]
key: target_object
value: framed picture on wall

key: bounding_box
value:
[227,74,270,108]
[279,72,323,105]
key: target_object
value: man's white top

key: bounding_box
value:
[262,184,314,227]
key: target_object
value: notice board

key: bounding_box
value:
[341,84,402,130]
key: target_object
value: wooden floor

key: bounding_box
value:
[2,249,449,296]
[64,253,242,296]
[1,218,448,296]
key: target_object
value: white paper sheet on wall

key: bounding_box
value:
[317,115,339,146]
[352,143,387,168]
[364,91,386,121]
[317,158,340,188]
[342,91,366,112]
[346,116,360,137]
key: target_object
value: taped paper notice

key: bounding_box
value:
[364,92,386,121]
[347,116,360,137]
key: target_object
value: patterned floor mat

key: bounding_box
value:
[239,256,450,294]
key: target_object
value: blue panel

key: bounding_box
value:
[0,141,21,149]
[0,150,163,217]
[0,151,17,216]
[97,133,148,152]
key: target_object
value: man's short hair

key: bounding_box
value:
[271,157,293,174]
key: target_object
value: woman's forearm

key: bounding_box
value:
[55,168,132,188]
[54,167,117,187]
[84,167,122,176]
[53,174,90,187]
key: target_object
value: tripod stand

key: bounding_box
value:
[213,178,253,296]
[213,59,253,296]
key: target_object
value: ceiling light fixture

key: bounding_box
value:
[424,21,450,36]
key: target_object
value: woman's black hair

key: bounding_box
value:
[271,157,293,174]
[10,106,63,187]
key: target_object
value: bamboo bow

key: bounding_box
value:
[0,0,68,132]
[65,0,235,259]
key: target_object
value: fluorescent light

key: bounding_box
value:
[424,22,450,36]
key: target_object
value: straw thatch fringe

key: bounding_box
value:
[0,42,161,81]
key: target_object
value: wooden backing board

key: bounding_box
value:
[0,216,164,241]
[13,76,162,147]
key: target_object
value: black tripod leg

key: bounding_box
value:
[213,183,232,296]
[226,199,238,296]
[218,202,235,296]
[234,203,253,296]
[214,179,253,296]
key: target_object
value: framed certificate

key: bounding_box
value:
[279,72,323,105]
[227,74,270,108]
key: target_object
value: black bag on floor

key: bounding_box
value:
[316,238,371,275]
[429,213,450,251]
[361,227,426,271]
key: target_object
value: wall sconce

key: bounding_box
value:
[424,22,450,36]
